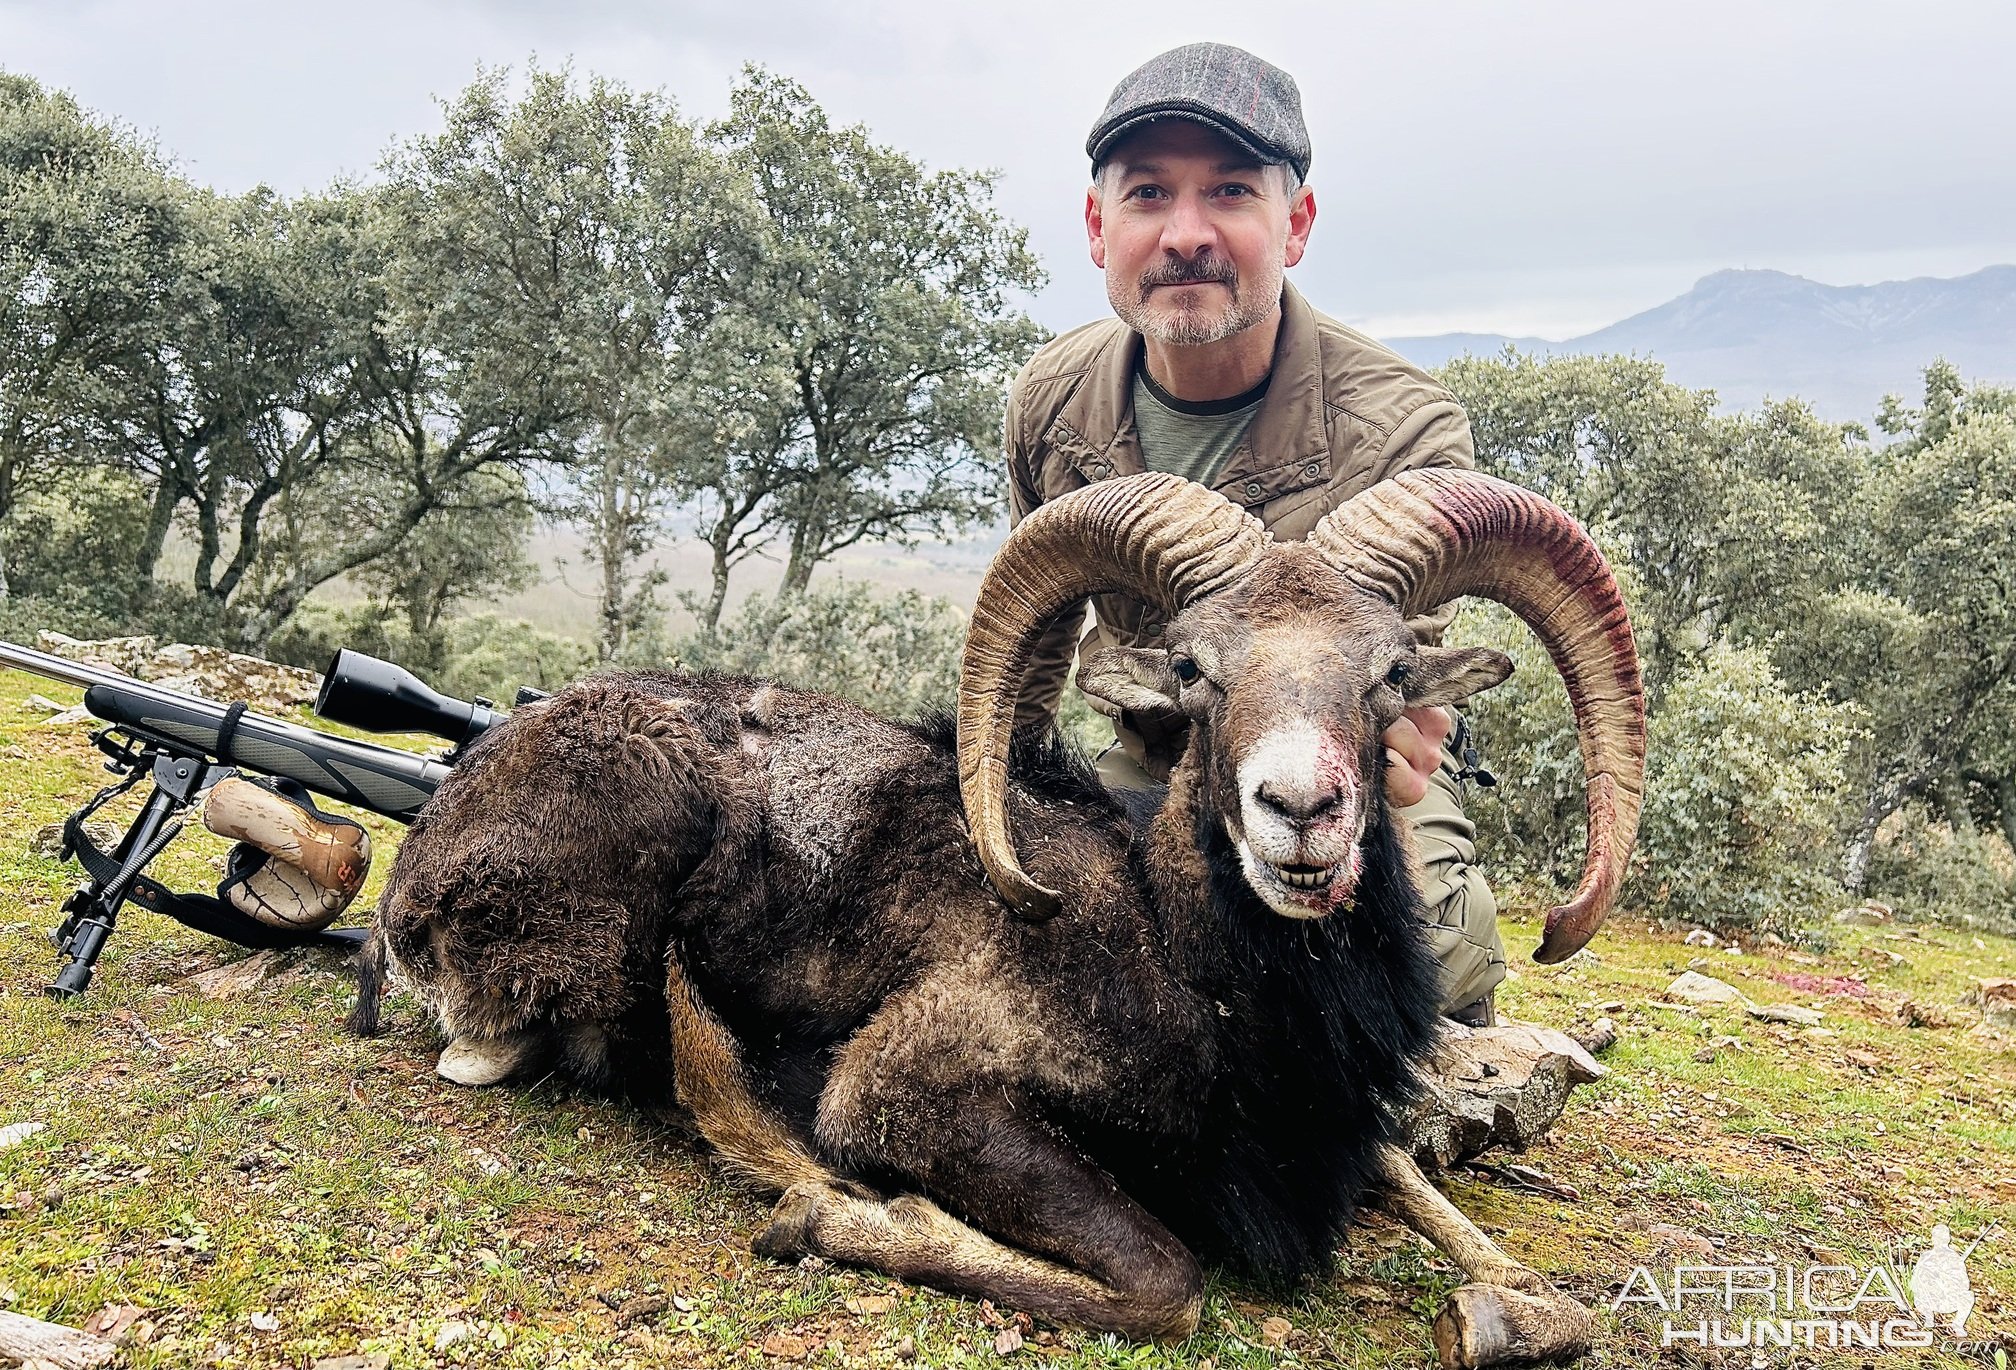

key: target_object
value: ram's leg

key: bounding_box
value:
[1373,1144,1593,1369]
[764,1089,1202,1341]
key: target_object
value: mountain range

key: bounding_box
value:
[1389,266,2016,419]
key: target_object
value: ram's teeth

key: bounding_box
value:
[1277,865,1336,890]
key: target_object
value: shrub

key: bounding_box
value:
[671,582,965,720]
[1635,641,1860,931]
[269,603,593,708]
[1866,807,2016,934]
[1452,602,1860,932]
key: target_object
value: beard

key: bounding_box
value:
[1110,252,1282,347]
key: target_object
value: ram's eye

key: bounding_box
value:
[1172,656,1201,685]
[1385,660,1410,689]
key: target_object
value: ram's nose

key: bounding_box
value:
[1253,776,1343,824]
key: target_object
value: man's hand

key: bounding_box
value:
[1383,705,1451,809]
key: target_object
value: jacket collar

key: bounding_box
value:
[1046,280,1332,491]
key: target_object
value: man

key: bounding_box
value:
[1005,42,1505,1022]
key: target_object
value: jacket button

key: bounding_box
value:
[1304,462,1322,478]
[1244,481,1263,500]
[1090,462,1110,477]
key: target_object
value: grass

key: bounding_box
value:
[2,664,2012,1368]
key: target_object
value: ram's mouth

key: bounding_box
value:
[1274,862,1336,891]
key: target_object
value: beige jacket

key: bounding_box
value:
[1006,281,1477,769]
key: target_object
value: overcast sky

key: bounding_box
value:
[7,0,2014,339]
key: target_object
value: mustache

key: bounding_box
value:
[1138,257,1237,299]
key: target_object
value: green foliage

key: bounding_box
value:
[269,603,591,706]
[0,465,153,606]
[1448,600,1585,889]
[1865,805,2016,935]
[671,581,965,719]
[1635,642,1861,931]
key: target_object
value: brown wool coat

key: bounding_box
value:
[1003,281,1505,1010]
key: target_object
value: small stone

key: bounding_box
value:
[1979,978,2016,1028]
[846,1295,896,1315]
[895,1335,917,1361]
[1646,1223,1717,1259]
[1844,1049,1881,1071]
[1746,1003,1824,1026]
[0,1121,48,1151]
[1667,971,1746,1005]
[1834,904,1890,927]
[434,1321,471,1352]
[311,1358,390,1370]
[761,1332,811,1360]
[249,1311,279,1333]
[1684,929,1719,947]
[1258,1316,1293,1347]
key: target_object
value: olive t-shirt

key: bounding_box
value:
[1130,364,1270,487]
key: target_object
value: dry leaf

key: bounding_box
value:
[846,1295,896,1315]
[994,1326,1024,1355]
[1258,1315,1293,1347]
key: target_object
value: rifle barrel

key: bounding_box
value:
[1,639,449,822]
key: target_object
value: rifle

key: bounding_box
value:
[1,641,544,998]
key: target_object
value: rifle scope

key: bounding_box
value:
[316,650,505,751]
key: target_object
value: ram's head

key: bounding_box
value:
[956,469,1646,964]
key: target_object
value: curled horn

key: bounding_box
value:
[958,473,1268,918]
[1310,469,1646,963]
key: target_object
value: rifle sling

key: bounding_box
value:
[66,796,364,953]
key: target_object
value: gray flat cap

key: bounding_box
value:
[1087,42,1310,180]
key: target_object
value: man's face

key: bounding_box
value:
[1086,120,1315,347]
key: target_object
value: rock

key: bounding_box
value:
[33,632,319,713]
[1258,1316,1293,1348]
[1646,1223,1716,1260]
[1667,971,1746,1006]
[1844,1049,1882,1071]
[30,821,120,859]
[433,1321,471,1352]
[1746,1003,1824,1026]
[1834,903,1891,927]
[1574,1018,1618,1055]
[0,1122,47,1151]
[1895,999,1955,1029]
[24,694,68,714]
[310,1358,390,1370]
[249,1311,279,1333]
[761,1331,811,1359]
[846,1296,896,1316]
[894,1336,917,1361]
[1403,1020,1607,1168]
[1979,978,2016,1028]
[1683,929,1720,947]
[181,948,321,1000]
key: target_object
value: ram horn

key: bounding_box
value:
[1309,469,1646,964]
[958,473,1268,918]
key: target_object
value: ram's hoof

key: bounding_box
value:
[1432,1281,1593,1369]
[752,1182,826,1262]
[436,1029,544,1086]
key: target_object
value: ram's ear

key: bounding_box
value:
[1077,647,1180,720]
[1403,645,1514,706]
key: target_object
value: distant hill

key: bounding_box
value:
[1390,266,2016,419]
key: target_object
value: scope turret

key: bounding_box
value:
[316,650,504,752]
